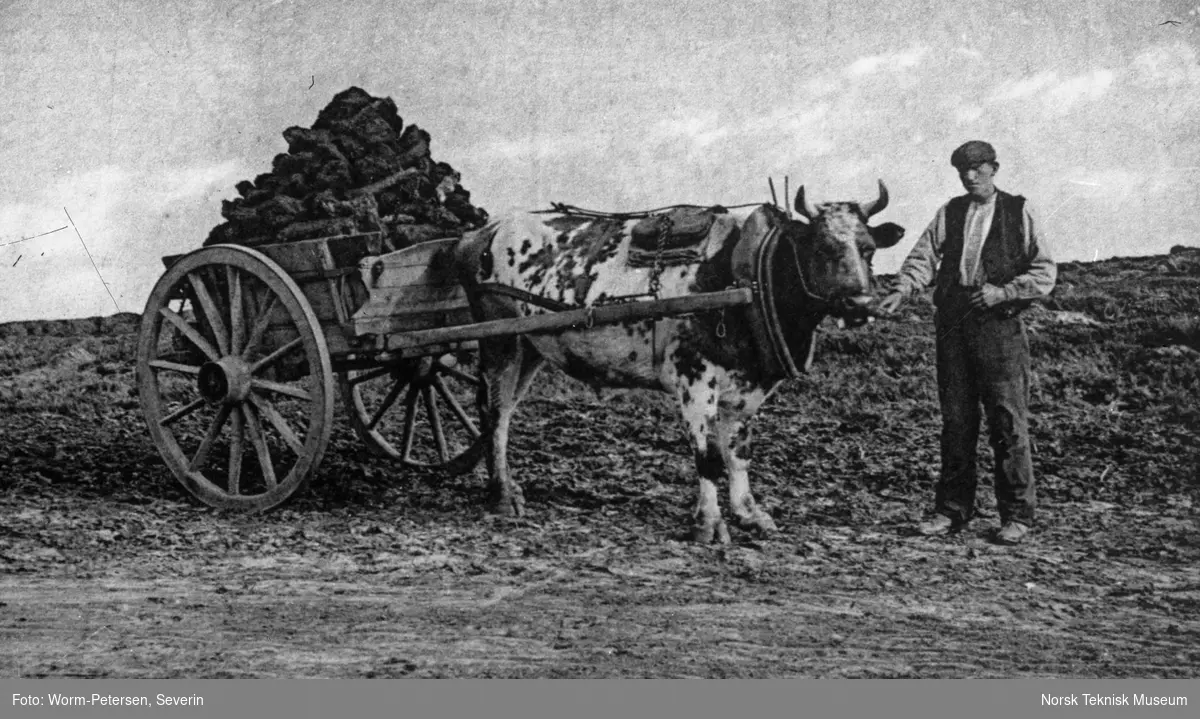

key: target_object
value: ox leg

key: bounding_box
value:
[512,341,547,405]
[479,337,544,517]
[718,417,778,536]
[676,381,730,544]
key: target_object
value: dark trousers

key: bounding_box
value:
[933,291,1036,525]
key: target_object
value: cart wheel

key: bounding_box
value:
[341,351,486,473]
[136,245,335,511]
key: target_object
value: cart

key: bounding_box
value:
[136,223,761,512]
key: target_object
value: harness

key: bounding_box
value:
[521,202,819,377]
[729,207,819,379]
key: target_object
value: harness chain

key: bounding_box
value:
[648,215,672,299]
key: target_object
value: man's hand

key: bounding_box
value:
[969,284,1006,310]
[876,291,905,316]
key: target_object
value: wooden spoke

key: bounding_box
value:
[159,307,219,362]
[248,393,305,455]
[189,404,231,472]
[149,359,202,375]
[250,378,312,402]
[241,294,279,359]
[400,383,421,461]
[433,374,481,438]
[228,266,244,356]
[346,366,396,386]
[228,406,244,496]
[187,270,229,356]
[243,403,277,490]
[439,365,480,386]
[367,376,408,431]
[160,397,206,427]
[423,386,449,461]
[251,336,303,374]
[364,379,408,429]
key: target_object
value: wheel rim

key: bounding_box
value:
[136,245,335,511]
[341,350,485,472]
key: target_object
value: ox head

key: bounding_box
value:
[788,179,905,327]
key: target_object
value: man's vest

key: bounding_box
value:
[933,189,1033,315]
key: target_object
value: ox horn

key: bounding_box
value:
[860,179,889,218]
[793,185,819,220]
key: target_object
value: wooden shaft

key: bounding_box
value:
[388,287,753,350]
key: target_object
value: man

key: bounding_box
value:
[877,141,1056,545]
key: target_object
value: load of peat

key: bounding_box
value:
[204,87,489,251]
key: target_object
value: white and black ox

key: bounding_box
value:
[453,182,904,543]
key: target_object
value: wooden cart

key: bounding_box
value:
[136,230,754,511]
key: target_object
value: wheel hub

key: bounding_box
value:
[198,357,252,405]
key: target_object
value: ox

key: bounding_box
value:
[452,183,904,542]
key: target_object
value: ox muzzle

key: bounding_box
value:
[830,293,875,328]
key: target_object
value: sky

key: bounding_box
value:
[1,0,1198,322]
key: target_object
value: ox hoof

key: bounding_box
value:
[488,486,526,518]
[735,511,779,537]
[690,519,731,545]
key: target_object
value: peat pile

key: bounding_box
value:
[205,87,488,251]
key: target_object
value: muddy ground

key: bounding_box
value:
[1,252,1198,678]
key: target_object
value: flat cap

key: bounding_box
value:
[950,140,997,169]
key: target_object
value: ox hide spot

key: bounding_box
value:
[519,238,532,255]
[695,439,724,480]
[671,345,707,386]
[733,425,753,461]
[506,247,516,267]
[560,346,622,388]
[628,350,638,362]
[626,319,651,339]
[519,243,557,288]
[567,218,627,273]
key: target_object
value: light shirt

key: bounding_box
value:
[960,193,996,286]
[893,190,1057,303]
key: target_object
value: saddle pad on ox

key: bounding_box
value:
[627,206,730,268]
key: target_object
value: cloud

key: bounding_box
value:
[742,105,832,146]
[473,131,611,162]
[986,68,1113,114]
[988,71,1059,102]
[952,105,984,125]
[648,102,836,159]
[1045,69,1114,109]
[1129,43,1200,89]
[1058,167,1175,201]
[654,113,731,148]
[846,47,927,76]
[151,161,245,205]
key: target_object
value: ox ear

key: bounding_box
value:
[870,222,905,249]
